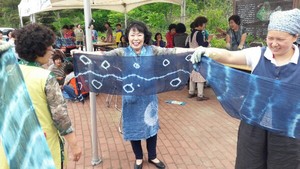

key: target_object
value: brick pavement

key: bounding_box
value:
[66,87,240,169]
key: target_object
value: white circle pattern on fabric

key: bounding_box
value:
[144,101,158,126]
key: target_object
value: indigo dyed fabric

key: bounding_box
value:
[196,56,300,139]
[73,47,193,140]
[0,49,55,168]
[73,51,299,139]
[73,52,193,96]
[121,46,159,140]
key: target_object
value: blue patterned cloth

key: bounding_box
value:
[121,46,159,140]
[196,56,300,139]
[0,49,55,168]
[73,51,300,139]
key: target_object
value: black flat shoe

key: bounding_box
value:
[148,159,165,169]
[134,161,143,169]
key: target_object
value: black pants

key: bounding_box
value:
[235,121,300,169]
[130,134,157,160]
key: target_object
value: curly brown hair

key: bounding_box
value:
[15,23,55,62]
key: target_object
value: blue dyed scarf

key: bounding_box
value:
[73,50,192,95]
[0,49,55,168]
[196,56,300,139]
[73,52,299,139]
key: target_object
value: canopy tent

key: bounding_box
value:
[18,0,186,26]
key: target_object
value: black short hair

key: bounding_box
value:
[116,23,121,27]
[193,16,208,27]
[119,35,125,42]
[52,49,65,62]
[228,15,241,25]
[154,32,162,40]
[0,30,2,34]
[125,21,152,45]
[168,23,177,31]
[175,23,186,33]
[190,22,195,31]
[15,23,55,62]
[64,63,74,74]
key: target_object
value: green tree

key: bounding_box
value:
[0,0,21,28]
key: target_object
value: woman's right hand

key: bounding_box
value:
[70,143,82,162]
[190,46,207,64]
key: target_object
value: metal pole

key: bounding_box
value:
[124,3,128,28]
[125,13,128,28]
[180,0,186,24]
[83,0,102,166]
[30,14,36,23]
[20,16,24,27]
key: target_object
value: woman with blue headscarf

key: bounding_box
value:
[191,9,300,169]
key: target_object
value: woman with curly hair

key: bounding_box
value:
[8,23,81,168]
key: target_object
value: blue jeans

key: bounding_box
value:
[62,85,77,100]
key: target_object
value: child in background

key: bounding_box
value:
[115,23,123,46]
[62,63,85,102]
[118,35,128,47]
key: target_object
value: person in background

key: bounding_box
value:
[117,35,128,47]
[5,30,13,42]
[191,9,300,169]
[70,24,76,42]
[74,24,84,47]
[226,15,247,51]
[165,23,176,48]
[10,23,81,168]
[49,49,66,86]
[104,22,113,43]
[62,63,85,102]
[174,23,188,48]
[152,32,166,47]
[6,30,19,61]
[0,31,14,52]
[62,25,73,40]
[188,16,211,101]
[115,23,123,46]
[91,24,98,44]
[81,20,197,169]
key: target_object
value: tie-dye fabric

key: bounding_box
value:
[73,51,299,139]
[0,49,55,168]
[121,46,159,140]
[196,56,300,139]
[73,50,192,96]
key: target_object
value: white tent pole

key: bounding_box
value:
[180,0,186,24]
[30,14,36,23]
[83,0,102,166]
[123,3,128,29]
[20,16,24,27]
[125,13,128,28]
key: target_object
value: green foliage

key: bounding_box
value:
[1,0,234,41]
[92,10,113,32]
[246,33,267,46]
[0,0,21,28]
[210,38,226,48]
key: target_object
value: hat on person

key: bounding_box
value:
[268,8,300,35]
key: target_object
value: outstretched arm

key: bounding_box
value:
[191,46,247,65]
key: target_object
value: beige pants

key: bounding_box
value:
[189,80,205,97]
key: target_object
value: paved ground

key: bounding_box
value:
[66,87,240,169]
